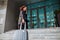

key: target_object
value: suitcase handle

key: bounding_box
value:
[19,11,26,30]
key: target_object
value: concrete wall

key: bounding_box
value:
[0,0,8,34]
[4,0,17,32]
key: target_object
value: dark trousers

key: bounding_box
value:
[22,22,28,29]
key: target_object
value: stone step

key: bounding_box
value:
[0,27,60,40]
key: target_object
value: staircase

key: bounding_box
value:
[0,27,60,40]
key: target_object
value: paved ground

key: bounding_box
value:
[0,30,16,40]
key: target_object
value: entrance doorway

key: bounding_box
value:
[27,6,47,29]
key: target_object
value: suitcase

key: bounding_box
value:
[13,22,28,40]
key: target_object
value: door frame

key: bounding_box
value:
[29,6,47,28]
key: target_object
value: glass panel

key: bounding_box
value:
[32,9,37,28]
[46,6,55,27]
[38,8,45,28]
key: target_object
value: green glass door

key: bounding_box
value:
[27,7,47,29]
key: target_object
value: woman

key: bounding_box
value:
[18,5,28,29]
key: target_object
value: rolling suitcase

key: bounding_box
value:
[13,22,28,40]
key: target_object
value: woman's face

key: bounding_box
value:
[23,7,27,11]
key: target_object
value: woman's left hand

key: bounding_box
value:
[22,18,25,23]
